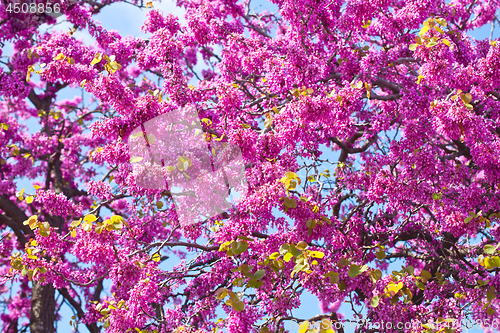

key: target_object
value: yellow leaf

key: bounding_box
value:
[71,228,77,238]
[53,53,66,61]
[385,281,403,297]
[461,93,472,104]
[91,53,103,66]
[23,215,38,229]
[298,321,310,333]
[110,215,124,230]
[284,253,294,262]
[152,253,161,262]
[436,17,447,26]
[419,25,429,36]
[25,196,34,204]
[17,188,25,201]
[130,156,143,163]
[485,256,495,269]
[107,61,122,73]
[39,222,51,237]
[80,79,87,88]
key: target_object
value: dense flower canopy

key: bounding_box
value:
[1,0,500,332]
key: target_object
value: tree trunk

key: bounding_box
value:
[30,282,55,333]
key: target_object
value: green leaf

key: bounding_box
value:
[299,196,310,203]
[11,259,23,270]
[293,263,305,273]
[233,241,249,255]
[420,270,432,281]
[338,281,346,291]
[478,279,489,286]
[269,252,280,260]
[369,269,382,283]
[296,241,308,250]
[247,279,263,288]
[320,216,331,224]
[348,264,361,278]
[431,192,442,200]
[416,281,425,290]
[288,244,301,256]
[253,269,265,280]
[329,274,340,284]
[484,244,496,255]
[461,93,472,104]
[306,219,315,229]
[283,197,297,209]
[375,250,386,260]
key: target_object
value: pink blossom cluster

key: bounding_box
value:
[0,0,500,332]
